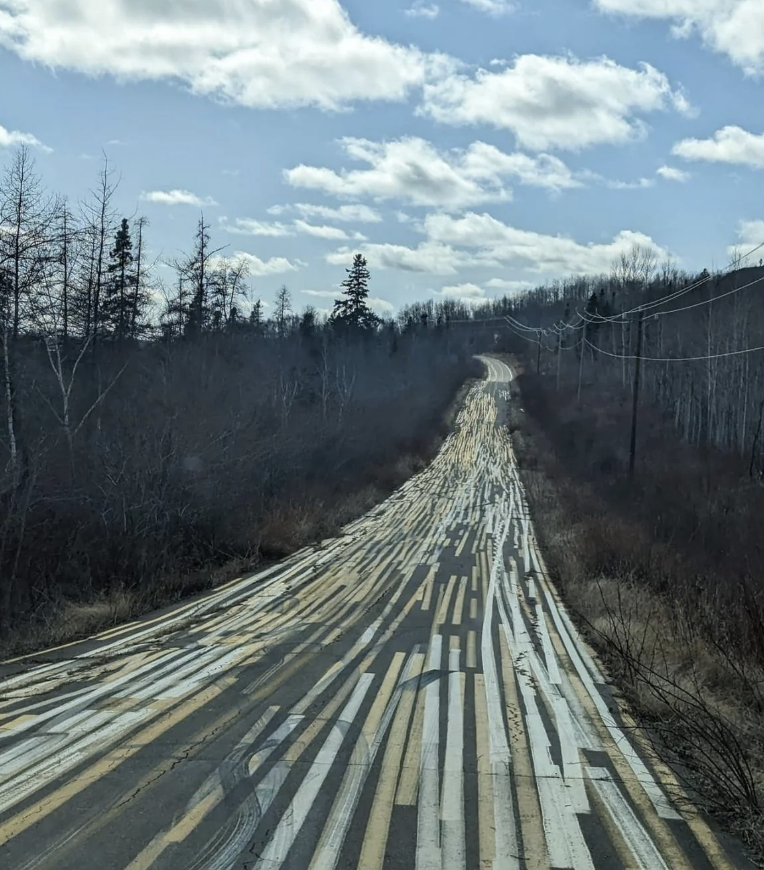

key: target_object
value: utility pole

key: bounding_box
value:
[536,336,542,373]
[556,330,562,391]
[628,309,644,477]
[577,334,585,403]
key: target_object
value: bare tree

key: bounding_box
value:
[0,145,55,338]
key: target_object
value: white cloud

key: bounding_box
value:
[0,123,51,152]
[435,282,487,304]
[368,296,395,314]
[285,136,581,210]
[419,54,691,151]
[326,242,489,275]
[271,203,382,223]
[422,211,670,274]
[0,0,429,111]
[327,214,669,278]
[293,219,350,240]
[594,0,764,75]
[221,217,293,236]
[485,277,536,291]
[221,215,367,240]
[303,289,338,299]
[656,165,691,182]
[457,0,514,15]
[223,251,300,276]
[141,189,218,207]
[604,176,654,189]
[406,2,440,18]
[727,219,764,261]
[302,286,392,314]
[672,126,764,168]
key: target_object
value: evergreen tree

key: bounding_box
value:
[249,298,264,334]
[274,285,292,338]
[104,217,136,341]
[299,305,317,339]
[330,254,379,334]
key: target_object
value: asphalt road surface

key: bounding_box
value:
[0,356,754,870]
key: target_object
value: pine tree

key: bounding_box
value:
[330,254,379,334]
[104,217,136,342]
[274,285,292,338]
[249,298,264,334]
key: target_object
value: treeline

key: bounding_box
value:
[478,243,764,659]
[0,147,479,645]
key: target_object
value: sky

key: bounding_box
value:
[1,0,764,316]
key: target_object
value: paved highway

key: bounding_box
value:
[0,356,752,870]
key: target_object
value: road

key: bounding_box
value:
[0,356,752,870]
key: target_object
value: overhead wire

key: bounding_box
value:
[583,335,764,363]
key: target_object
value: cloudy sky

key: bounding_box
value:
[1,0,764,313]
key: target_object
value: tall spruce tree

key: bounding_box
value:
[104,217,136,342]
[330,254,379,334]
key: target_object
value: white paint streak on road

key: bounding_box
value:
[441,648,466,870]
[254,673,374,870]
[416,635,443,870]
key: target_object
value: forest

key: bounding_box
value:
[0,146,485,650]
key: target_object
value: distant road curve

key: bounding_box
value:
[0,355,753,870]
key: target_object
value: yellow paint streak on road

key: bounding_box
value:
[421,569,436,611]
[0,634,324,848]
[369,653,406,732]
[455,531,469,558]
[584,774,643,870]
[124,705,280,870]
[284,673,360,765]
[499,631,550,870]
[466,631,477,669]
[437,575,458,626]
[358,652,425,870]
[471,568,478,593]
[474,673,495,870]
[453,577,468,625]
[470,598,478,621]
[309,654,405,870]
[0,713,35,731]
[0,675,234,845]
[125,787,223,870]
[422,565,438,610]
[395,666,426,806]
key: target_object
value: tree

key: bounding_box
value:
[274,285,292,339]
[330,254,379,334]
[249,298,264,334]
[173,214,225,338]
[299,305,318,339]
[79,154,120,350]
[104,217,136,342]
[0,146,55,339]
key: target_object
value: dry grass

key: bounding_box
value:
[506,362,764,858]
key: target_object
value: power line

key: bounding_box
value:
[584,335,764,363]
